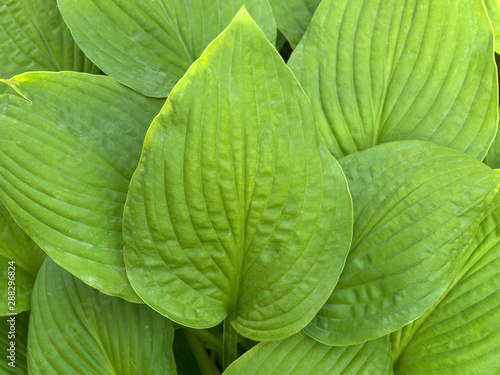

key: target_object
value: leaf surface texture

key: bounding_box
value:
[123,10,353,341]
[305,141,500,345]
[57,0,276,97]
[289,0,497,159]
[0,72,164,301]
[223,332,391,375]
[28,259,176,374]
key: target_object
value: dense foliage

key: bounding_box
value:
[1,0,500,374]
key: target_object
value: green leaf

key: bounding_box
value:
[57,0,277,98]
[0,0,94,93]
[123,9,353,341]
[305,141,500,346]
[28,258,176,374]
[392,190,500,374]
[484,107,500,169]
[288,0,498,160]
[484,0,500,53]
[0,311,30,374]
[0,201,45,315]
[268,0,321,48]
[223,332,392,375]
[0,72,164,302]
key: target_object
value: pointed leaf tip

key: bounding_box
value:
[123,2,353,340]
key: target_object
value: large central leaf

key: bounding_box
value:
[288,0,497,159]
[123,9,353,341]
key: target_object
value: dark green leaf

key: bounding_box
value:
[0,201,45,315]
[0,311,29,374]
[0,0,94,93]
[268,0,321,48]
[28,258,176,374]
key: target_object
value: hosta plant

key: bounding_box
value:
[1,0,500,374]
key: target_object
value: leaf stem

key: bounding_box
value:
[184,329,220,375]
[186,328,224,355]
[223,318,239,369]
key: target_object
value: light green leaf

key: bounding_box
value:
[223,332,392,375]
[484,0,500,53]
[0,0,94,93]
[268,0,321,48]
[288,0,498,160]
[28,258,176,374]
[123,9,353,341]
[0,311,29,374]
[0,201,45,315]
[305,141,500,346]
[0,72,164,302]
[57,0,276,98]
[392,190,500,374]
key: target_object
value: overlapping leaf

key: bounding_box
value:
[57,0,276,97]
[0,0,94,94]
[0,72,164,302]
[289,0,497,160]
[223,332,391,375]
[0,201,45,315]
[28,258,176,374]
[268,0,321,48]
[305,141,500,345]
[123,10,353,341]
[392,190,500,374]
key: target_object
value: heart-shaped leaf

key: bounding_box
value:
[0,201,45,315]
[268,0,321,48]
[288,0,497,160]
[123,9,353,341]
[28,258,176,374]
[57,0,276,97]
[392,189,500,373]
[0,0,94,94]
[223,332,391,375]
[0,72,164,302]
[305,141,500,345]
